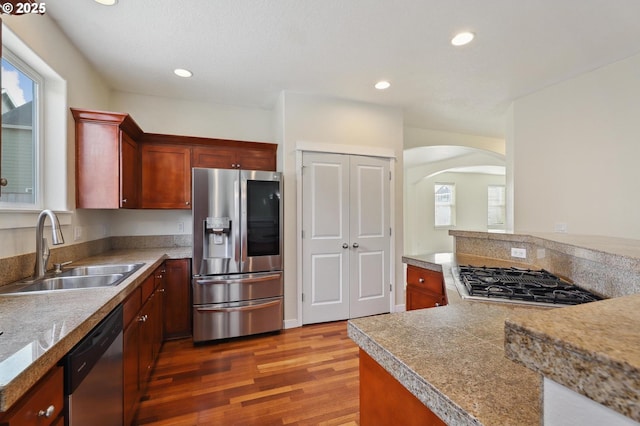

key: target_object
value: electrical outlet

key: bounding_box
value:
[554,223,568,233]
[511,248,527,259]
[74,226,82,241]
[177,222,184,233]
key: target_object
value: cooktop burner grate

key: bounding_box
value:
[457,265,603,306]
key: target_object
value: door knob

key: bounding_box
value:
[342,243,349,249]
[353,243,359,248]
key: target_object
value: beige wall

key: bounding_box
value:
[510,52,640,238]
[406,172,506,254]
[404,126,505,154]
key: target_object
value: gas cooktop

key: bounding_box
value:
[454,265,603,306]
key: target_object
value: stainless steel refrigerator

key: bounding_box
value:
[191,168,283,342]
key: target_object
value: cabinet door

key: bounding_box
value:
[152,265,166,361]
[163,259,192,340]
[120,131,139,208]
[192,146,237,169]
[406,284,445,311]
[140,144,191,209]
[75,119,121,208]
[192,145,276,171]
[236,148,276,171]
[123,321,140,426]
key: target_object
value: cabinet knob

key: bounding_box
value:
[38,405,55,418]
[157,288,165,293]
[419,278,425,283]
[185,201,190,205]
[138,315,148,322]
[122,198,127,203]
[435,303,440,307]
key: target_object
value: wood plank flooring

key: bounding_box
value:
[136,321,360,425]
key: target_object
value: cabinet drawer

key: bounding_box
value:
[0,366,63,425]
[406,265,444,295]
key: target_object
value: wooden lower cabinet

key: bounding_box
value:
[123,264,166,426]
[406,265,448,311]
[0,366,64,426]
[359,350,445,426]
[163,259,191,340]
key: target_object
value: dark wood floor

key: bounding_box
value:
[136,321,360,425]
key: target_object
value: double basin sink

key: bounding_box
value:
[0,263,145,294]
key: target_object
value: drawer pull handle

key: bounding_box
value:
[38,405,55,418]
[419,278,425,283]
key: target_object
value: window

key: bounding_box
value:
[434,183,455,227]
[1,48,40,207]
[488,185,506,229]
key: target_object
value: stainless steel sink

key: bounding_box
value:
[0,263,145,294]
[18,274,125,292]
[65,263,144,276]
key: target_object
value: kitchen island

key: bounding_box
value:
[349,253,548,425]
[0,247,189,414]
[349,232,640,425]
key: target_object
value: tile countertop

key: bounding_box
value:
[348,251,640,425]
[0,248,190,413]
[348,253,548,426]
[504,293,640,422]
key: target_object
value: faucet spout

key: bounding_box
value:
[33,209,65,279]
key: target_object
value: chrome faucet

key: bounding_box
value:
[33,209,65,279]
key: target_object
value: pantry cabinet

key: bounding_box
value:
[406,265,448,310]
[72,108,277,210]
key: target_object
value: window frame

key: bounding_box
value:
[0,45,43,209]
[434,182,456,228]
[487,184,506,230]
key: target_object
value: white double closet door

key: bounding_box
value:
[302,152,391,324]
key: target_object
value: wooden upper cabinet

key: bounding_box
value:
[73,108,277,209]
[140,144,191,209]
[192,142,276,171]
[72,109,143,209]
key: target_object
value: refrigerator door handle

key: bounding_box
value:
[195,273,282,286]
[196,299,281,313]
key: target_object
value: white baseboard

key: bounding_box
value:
[394,304,406,313]
[283,318,301,329]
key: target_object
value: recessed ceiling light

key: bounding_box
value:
[94,0,118,5]
[174,68,193,78]
[375,80,391,90]
[451,31,475,46]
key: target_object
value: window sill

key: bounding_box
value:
[0,210,72,229]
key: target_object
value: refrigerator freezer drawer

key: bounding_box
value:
[192,272,283,305]
[193,296,283,342]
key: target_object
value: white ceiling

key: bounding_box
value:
[45,0,640,138]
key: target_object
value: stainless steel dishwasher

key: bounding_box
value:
[63,305,123,425]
